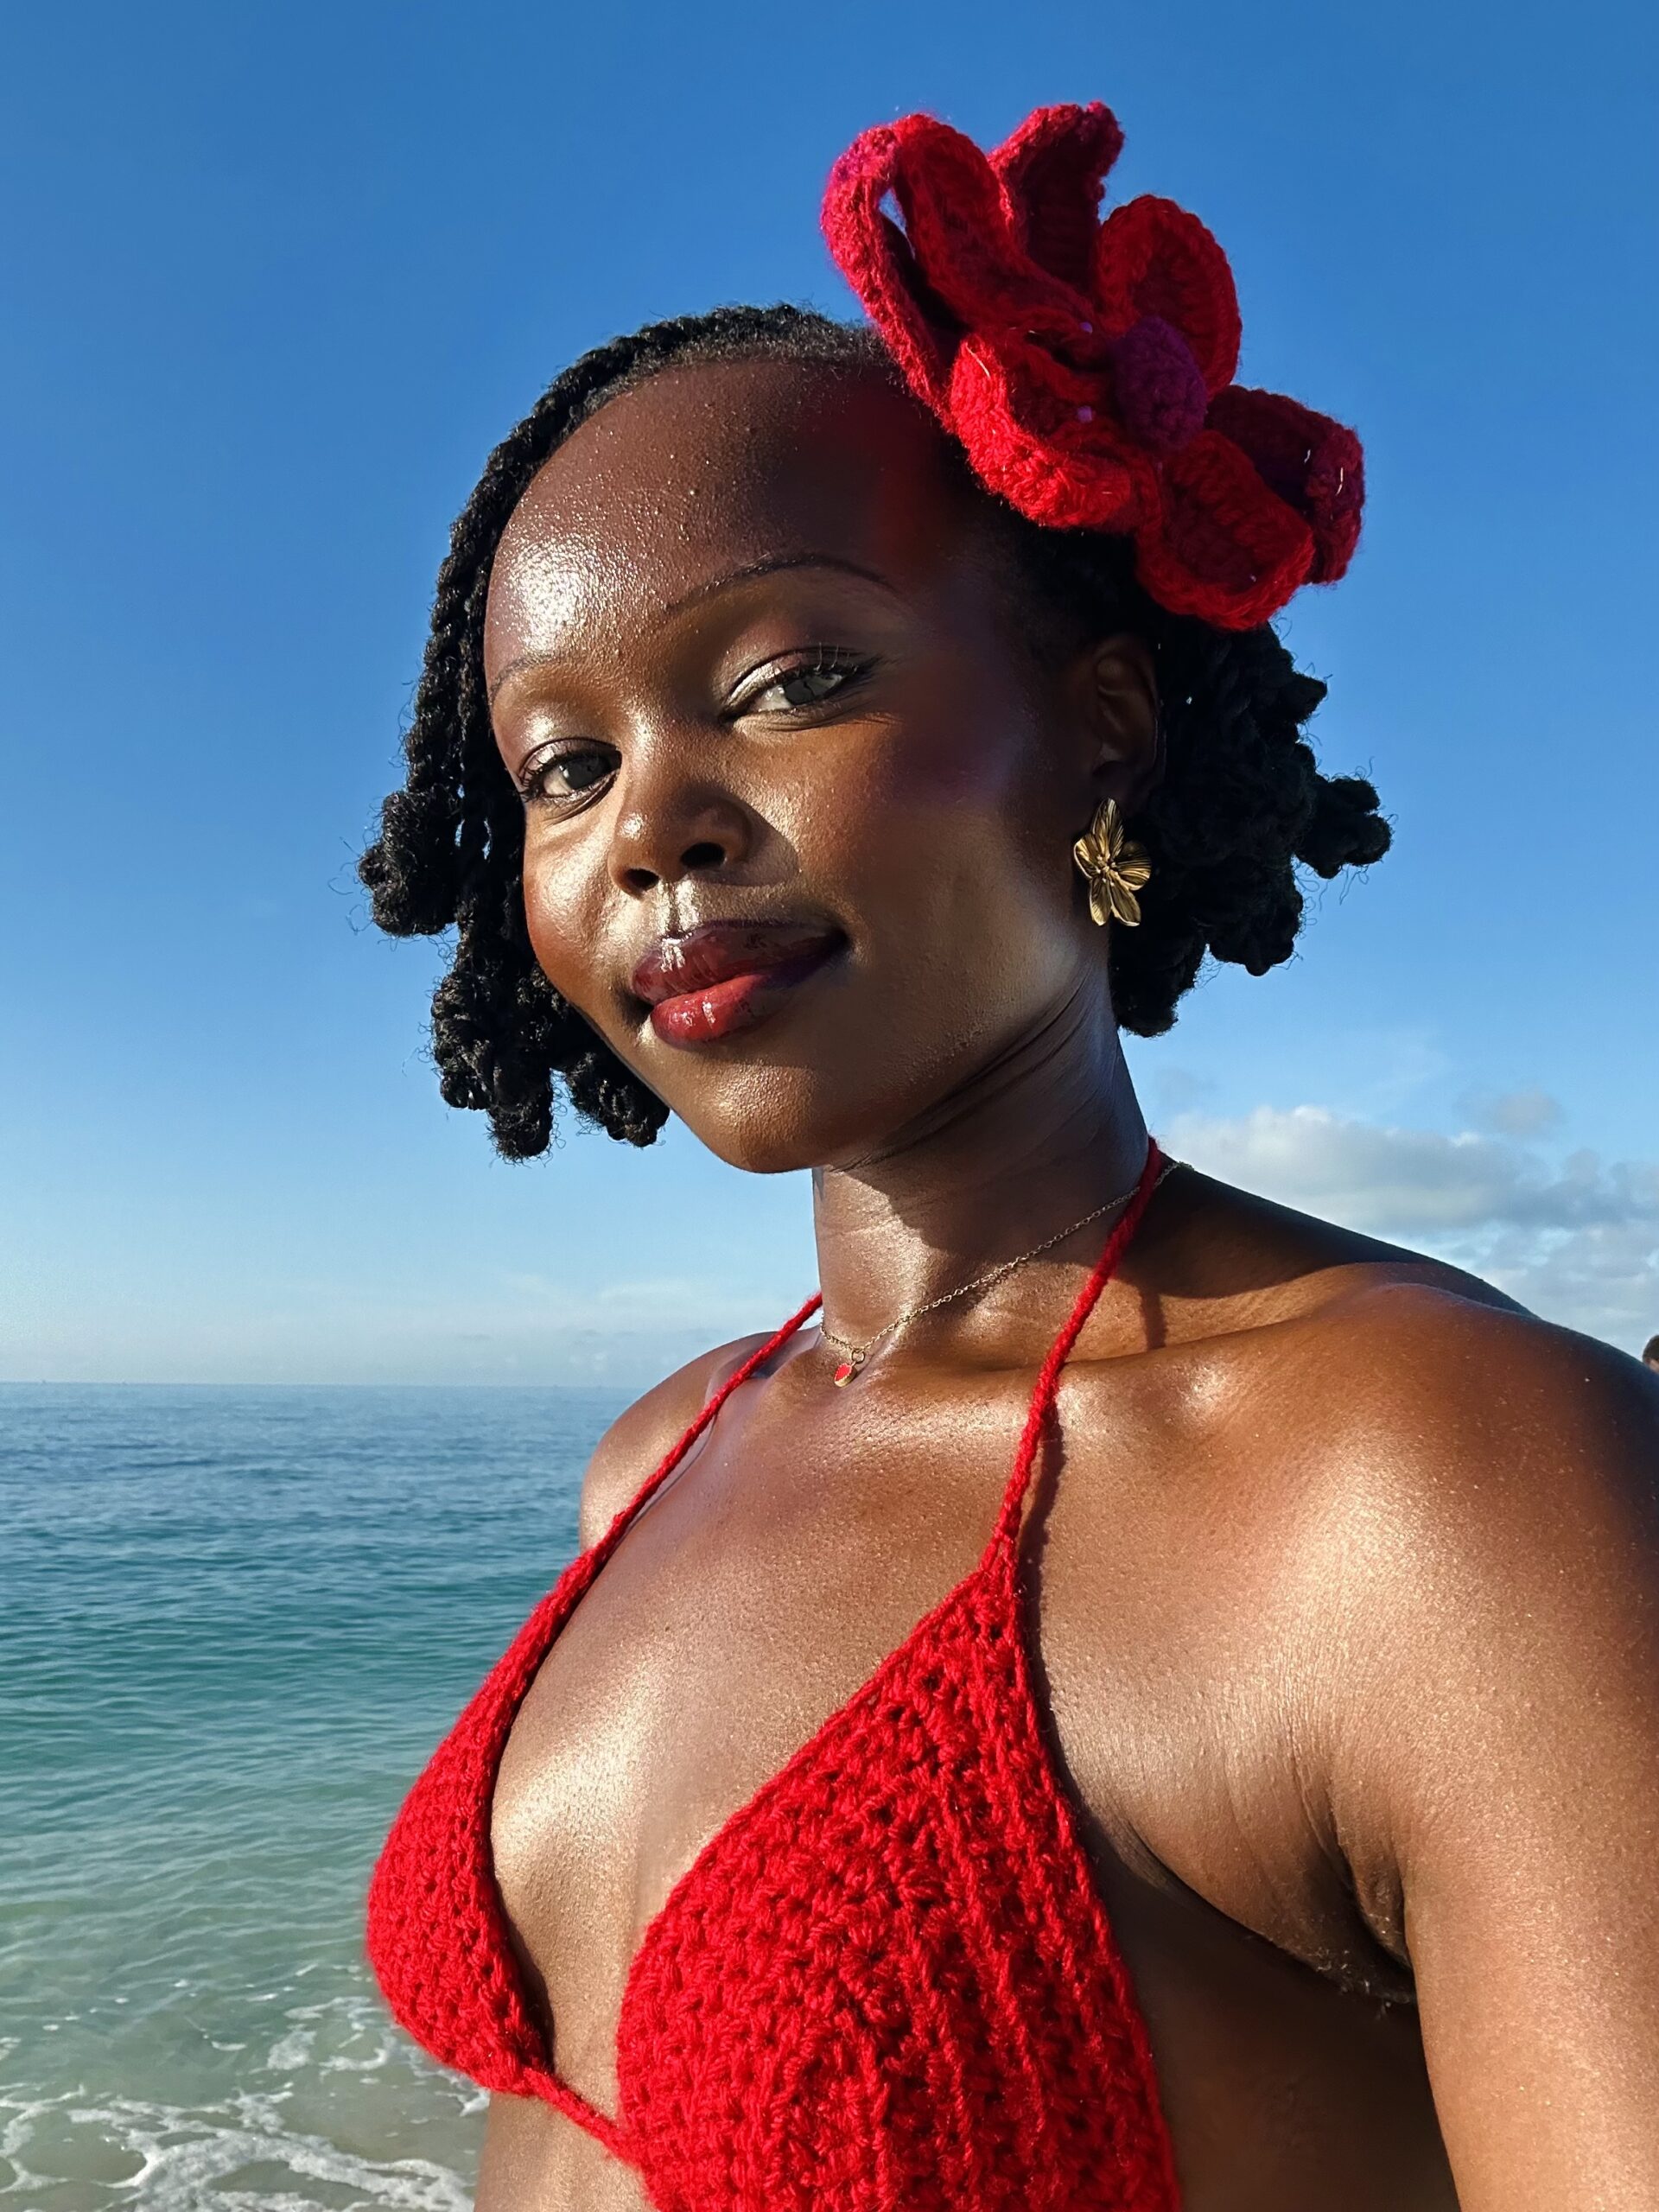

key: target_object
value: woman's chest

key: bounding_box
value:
[489,1388,1016,2096]
[483,1369,1452,2209]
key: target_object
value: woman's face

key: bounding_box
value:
[483,357,1152,1174]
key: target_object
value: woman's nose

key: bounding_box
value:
[606,772,755,898]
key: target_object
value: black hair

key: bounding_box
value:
[359,303,1389,1159]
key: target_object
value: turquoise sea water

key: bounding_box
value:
[1,1384,626,2212]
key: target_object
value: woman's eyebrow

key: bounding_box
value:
[486,554,902,707]
[658,551,902,620]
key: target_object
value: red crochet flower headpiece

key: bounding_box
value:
[822,103,1363,630]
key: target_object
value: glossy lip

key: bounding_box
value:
[631,919,847,1048]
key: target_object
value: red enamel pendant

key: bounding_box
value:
[832,1361,857,1387]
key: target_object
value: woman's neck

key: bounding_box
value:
[809,992,1147,1350]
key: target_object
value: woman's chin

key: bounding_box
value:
[670,1071,922,1179]
[678,1101,855,1179]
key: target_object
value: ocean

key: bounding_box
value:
[1,1382,627,2212]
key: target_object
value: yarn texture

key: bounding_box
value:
[365,1141,1180,2209]
[822,101,1363,630]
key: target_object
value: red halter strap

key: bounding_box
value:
[987,1135,1165,1560]
[592,1134,1164,1579]
[586,1291,824,1568]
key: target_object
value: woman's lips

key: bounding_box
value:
[632,921,846,1047]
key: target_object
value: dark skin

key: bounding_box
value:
[474,358,1659,2210]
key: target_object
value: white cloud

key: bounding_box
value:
[1146,1065,1220,1118]
[1460,1086,1564,1138]
[1166,1103,1659,1355]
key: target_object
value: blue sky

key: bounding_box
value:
[3,0,1655,1383]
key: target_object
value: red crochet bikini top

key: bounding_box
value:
[365,1141,1180,2211]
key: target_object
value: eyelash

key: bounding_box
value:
[734,646,874,716]
[516,649,876,810]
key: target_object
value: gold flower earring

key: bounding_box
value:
[1073,798,1152,927]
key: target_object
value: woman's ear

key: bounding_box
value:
[1064,631,1161,813]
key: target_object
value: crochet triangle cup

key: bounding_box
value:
[365,1140,1180,2210]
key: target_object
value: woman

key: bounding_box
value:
[362,105,1659,2211]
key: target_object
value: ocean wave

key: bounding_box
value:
[2,1386,601,2212]
[0,2083,476,2212]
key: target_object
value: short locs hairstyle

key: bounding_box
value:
[359,304,1389,1159]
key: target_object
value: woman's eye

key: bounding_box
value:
[776,665,849,708]
[521,745,616,806]
[744,654,872,715]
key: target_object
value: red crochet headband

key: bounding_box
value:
[821,102,1363,631]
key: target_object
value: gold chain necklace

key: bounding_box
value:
[818,1156,1179,1387]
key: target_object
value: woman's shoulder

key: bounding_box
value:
[1256,1261,1659,2024]
[1089,1178,1659,1975]
[1091,1170,1659,1708]
[1302,1271,1659,1588]
[573,1330,783,1549]
[1140,1166,1657,1527]
[1267,1276,1659,1613]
